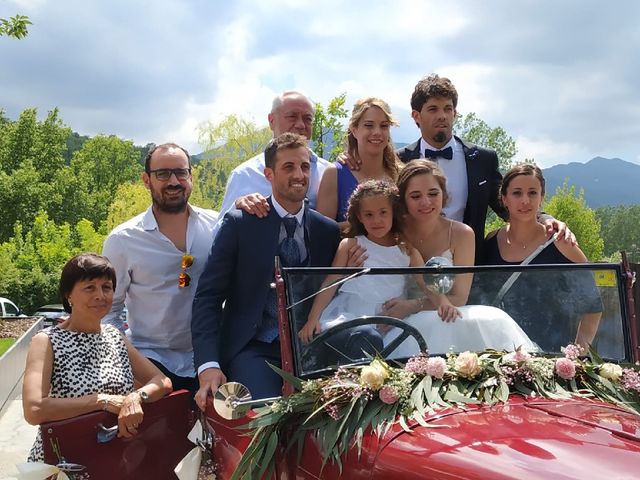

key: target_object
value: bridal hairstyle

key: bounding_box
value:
[346,97,402,181]
[343,179,401,238]
[396,159,450,219]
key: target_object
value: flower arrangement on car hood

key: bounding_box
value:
[230,345,640,480]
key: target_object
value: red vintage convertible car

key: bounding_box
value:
[38,258,640,479]
[206,258,640,479]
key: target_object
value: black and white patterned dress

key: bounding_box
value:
[28,324,135,462]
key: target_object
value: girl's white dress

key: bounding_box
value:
[319,235,410,330]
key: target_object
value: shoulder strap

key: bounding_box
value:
[492,233,557,306]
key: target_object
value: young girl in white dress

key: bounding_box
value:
[298,180,426,344]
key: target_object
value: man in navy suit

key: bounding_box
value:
[191,133,340,409]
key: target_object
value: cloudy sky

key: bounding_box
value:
[1,0,638,167]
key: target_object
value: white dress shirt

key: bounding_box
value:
[420,137,468,222]
[102,204,218,378]
[217,149,329,220]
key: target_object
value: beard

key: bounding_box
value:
[433,131,449,144]
[151,186,189,213]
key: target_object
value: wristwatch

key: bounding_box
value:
[137,390,150,403]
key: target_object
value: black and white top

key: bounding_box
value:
[28,324,134,462]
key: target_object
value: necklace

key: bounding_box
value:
[506,232,527,250]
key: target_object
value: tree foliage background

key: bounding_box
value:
[0,102,625,312]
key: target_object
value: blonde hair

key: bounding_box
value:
[346,97,401,181]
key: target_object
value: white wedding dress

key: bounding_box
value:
[384,304,538,358]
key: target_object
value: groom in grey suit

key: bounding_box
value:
[191,133,340,409]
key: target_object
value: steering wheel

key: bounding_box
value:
[308,315,427,360]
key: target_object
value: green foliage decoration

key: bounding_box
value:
[232,348,640,479]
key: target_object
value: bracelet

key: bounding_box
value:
[415,297,426,313]
[100,396,108,411]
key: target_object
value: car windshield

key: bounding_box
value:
[283,263,630,378]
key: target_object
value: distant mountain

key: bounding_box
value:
[542,157,640,208]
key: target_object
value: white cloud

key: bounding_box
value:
[0,0,638,165]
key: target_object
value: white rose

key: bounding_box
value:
[360,360,389,390]
[455,351,482,379]
[600,363,623,381]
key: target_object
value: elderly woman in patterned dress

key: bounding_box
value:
[22,253,172,462]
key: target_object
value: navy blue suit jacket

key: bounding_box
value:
[191,199,340,371]
[396,136,506,259]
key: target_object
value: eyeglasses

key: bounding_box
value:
[178,254,194,288]
[148,168,192,181]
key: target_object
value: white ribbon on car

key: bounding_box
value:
[15,462,70,480]
[174,419,204,480]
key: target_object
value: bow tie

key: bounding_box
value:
[424,146,453,160]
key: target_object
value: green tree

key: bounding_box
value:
[197,114,271,164]
[0,213,73,312]
[195,115,272,210]
[69,135,143,226]
[311,93,348,161]
[0,14,31,39]
[544,183,604,261]
[105,182,149,232]
[2,107,38,173]
[596,205,640,262]
[0,160,53,241]
[454,112,517,171]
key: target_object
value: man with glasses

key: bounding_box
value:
[102,143,218,394]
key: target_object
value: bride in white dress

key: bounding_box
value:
[381,161,536,357]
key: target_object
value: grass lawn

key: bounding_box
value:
[0,337,16,357]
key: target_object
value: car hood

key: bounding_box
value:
[372,396,640,479]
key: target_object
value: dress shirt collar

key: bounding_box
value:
[420,136,457,157]
[271,196,304,225]
[308,148,319,164]
[141,204,196,231]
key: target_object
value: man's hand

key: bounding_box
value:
[346,243,368,267]
[541,216,576,245]
[335,152,360,171]
[195,368,227,411]
[235,193,270,218]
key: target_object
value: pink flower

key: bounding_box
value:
[426,357,447,379]
[555,357,576,380]
[405,354,430,375]
[379,386,399,404]
[622,368,640,393]
[504,348,531,364]
[561,344,583,361]
[455,352,482,379]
